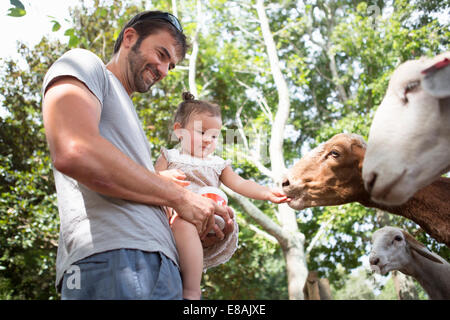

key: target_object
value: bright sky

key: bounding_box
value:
[0,0,81,61]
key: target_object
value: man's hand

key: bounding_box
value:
[158,169,190,187]
[172,190,234,238]
[201,207,235,247]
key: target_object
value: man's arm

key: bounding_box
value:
[43,77,232,236]
[43,77,178,206]
[154,154,169,173]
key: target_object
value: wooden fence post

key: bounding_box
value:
[303,271,332,300]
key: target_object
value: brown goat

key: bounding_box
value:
[282,133,450,246]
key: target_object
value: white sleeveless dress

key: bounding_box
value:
[161,147,239,270]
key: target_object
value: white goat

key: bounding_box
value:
[362,52,450,206]
[370,226,450,300]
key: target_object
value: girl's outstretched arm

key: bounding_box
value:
[220,166,290,203]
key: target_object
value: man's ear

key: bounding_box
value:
[122,27,139,50]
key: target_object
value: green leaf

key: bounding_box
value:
[68,35,79,48]
[51,21,61,32]
[10,0,25,10]
[7,7,26,17]
[64,28,74,36]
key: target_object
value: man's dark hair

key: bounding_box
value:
[113,11,188,61]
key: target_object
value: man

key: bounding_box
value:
[42,11,234,300]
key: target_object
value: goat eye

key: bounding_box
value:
[403,81,420,104]
[394,235,402,242]
[329,150,340,158]
[404,80,420,95]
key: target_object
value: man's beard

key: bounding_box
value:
[128,42,161,93]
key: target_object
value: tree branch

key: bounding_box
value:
[236,79,273,123]
[222,185,288,246]
[188,0,202,97]
[235,22,263,42]
[236,150,276,180]
[235,104,250,151]
[232,92,275,180]
[273,20,304,36]
[171,0,178,18]
[306,213,336,255]
[328,50,348,103]
[238,216,278,243]
[305,3,348,104]
[255,0,289,181]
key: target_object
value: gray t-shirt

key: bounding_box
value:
[42,48,179,288]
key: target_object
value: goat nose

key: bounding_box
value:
[281,178,290,187]
[365,172,378,194]
[369,256,380,266]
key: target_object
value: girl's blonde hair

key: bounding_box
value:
[173,92,222,127]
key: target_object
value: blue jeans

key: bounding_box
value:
[60,249,182,300]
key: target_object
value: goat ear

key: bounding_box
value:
[401,231,443,264]
[351,143,365,172]
[421,58,450,99]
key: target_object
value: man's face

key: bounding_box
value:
[127,30,179,93]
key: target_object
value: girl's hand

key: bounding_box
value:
[267,188,291,204]
[159,169,190,187]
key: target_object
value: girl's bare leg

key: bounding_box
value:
[171,215,203,300]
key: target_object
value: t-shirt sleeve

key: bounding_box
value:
[42,48,108,107]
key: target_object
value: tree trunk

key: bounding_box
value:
[282,229,308,300]
[392,271,420,300]
[188,0,201,97]
[186,0,309,299]
[171,0,178,18]
[255,0,289,181]
[255,0,308,299]
[303,271,333,300]
[223,187,308,300]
